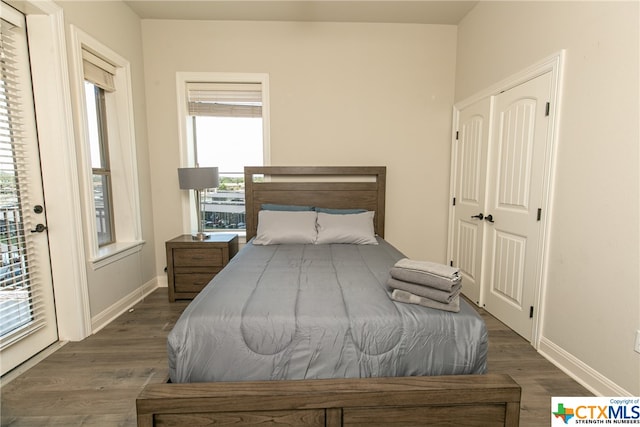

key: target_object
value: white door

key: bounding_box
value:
[451,97,492,306]
[482,72,552,341]
[0,6,58,375]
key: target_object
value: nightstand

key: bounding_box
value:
[165,233,239,302]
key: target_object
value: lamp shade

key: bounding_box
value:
[178,167,219,190]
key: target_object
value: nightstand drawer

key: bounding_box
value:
[173,248,223,267]
[165,234,239,302]
[174,272,219,293]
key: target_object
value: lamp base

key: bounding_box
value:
[191,232,209,241]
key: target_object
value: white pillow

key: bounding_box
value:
[315,211,378,245]
[253,210,318,245]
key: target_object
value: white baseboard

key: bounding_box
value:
[538,336,632,396]
[91,277,160,333]
[157,274,168,288]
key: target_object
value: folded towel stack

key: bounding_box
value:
[387,258,462,312]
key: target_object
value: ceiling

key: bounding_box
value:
[123,1,478,25]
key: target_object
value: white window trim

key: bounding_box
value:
[69,25,143,268]
[176,72,271,235]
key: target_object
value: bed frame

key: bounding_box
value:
[136,166,521,426]
[137,374,521,426]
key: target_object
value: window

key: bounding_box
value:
[71,27,142,265]
[82,49,116,246]
[84,81,114,246]
[179,74,270,233]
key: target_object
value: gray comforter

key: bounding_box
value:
[168,238,487,383]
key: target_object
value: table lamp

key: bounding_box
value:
[178,166,219,240]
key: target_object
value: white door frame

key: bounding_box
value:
[20,1,92,342]
[447,50,565,348]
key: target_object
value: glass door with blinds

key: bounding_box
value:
[0,4,58,376]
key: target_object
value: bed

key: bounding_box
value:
[136,166,521,426]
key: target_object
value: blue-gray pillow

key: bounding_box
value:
[315,207,367,215]
[261,203,314,211]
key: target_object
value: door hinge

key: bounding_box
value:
[529,306,534,318]
[450,260,454,267]
[452,197,456,206]
[537,208,542,221]
[455,131,459,140]
[545,102,550,117]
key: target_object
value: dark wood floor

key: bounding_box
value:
[1,289,591,426]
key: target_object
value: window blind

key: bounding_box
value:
[187,82,262,118]
[0,15,46,348]
[82,49,116,92]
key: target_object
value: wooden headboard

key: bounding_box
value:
[244,166,386,241]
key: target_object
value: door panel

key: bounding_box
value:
[491,231,526,307]
[497,99,537,210]
[451,98,491,306]
[483,72,551,341]
[0,7,58,375]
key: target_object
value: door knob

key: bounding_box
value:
[31,224,47,233]
[484,214,494,223]
[471,213,484,220]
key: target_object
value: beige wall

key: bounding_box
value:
[456,1,639,394]
[50,0,638,395]
[141,20,458,276]
[58,1,157,316]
